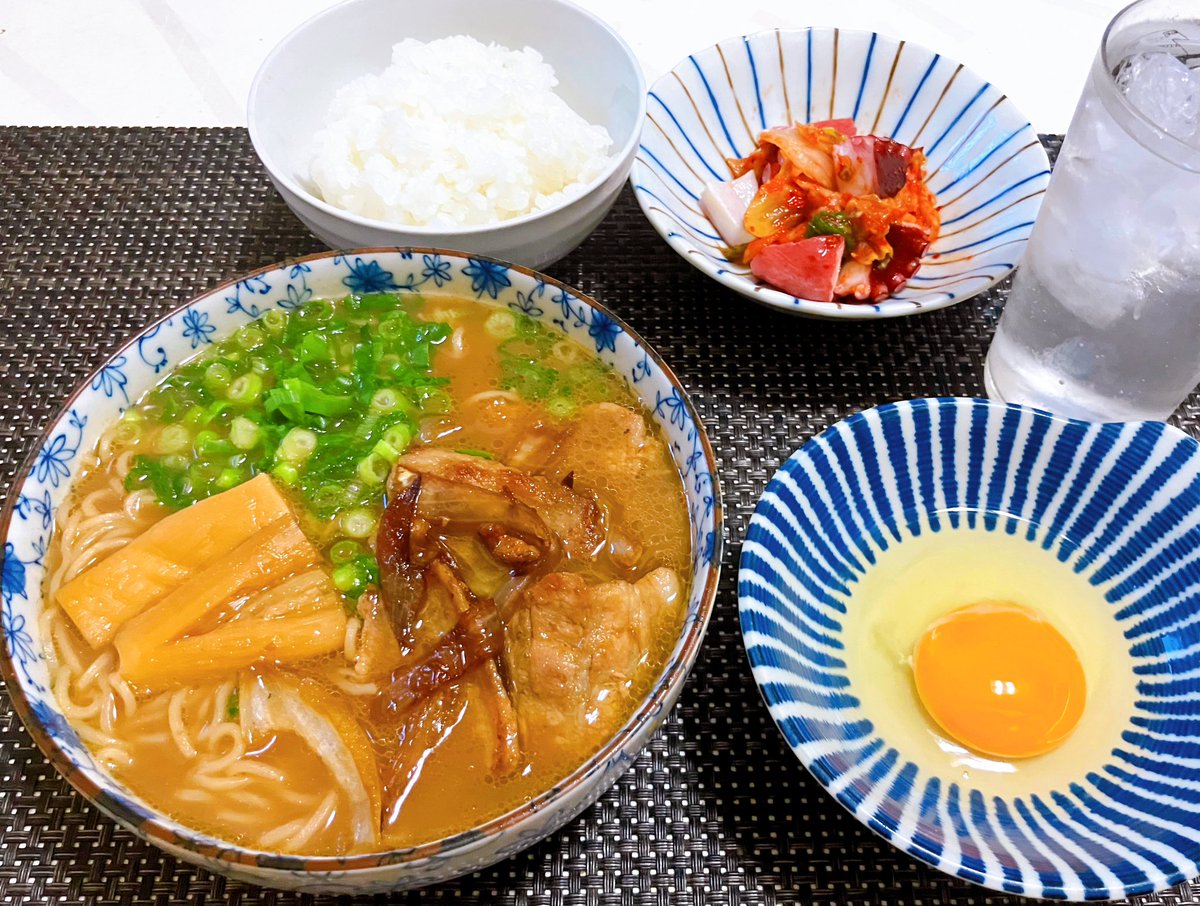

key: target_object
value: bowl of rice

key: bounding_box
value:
[247,0,646,269]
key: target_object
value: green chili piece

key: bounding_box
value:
[805,210,856,248]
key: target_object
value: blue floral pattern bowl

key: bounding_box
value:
[739,398,1200,899]
[632,28,1051,319]
[0,250,722,893]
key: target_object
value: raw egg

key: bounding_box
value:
[842,518,1135,796]
[912,602,1086,759]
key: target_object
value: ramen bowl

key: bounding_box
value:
[248,0,646,269]
[0,250,722,893]
[740,398,1200,899]
[632,28,1051,319]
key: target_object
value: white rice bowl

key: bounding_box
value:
[308,35,614,228]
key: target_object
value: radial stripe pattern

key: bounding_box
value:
[632,29,1051,320]
[739,399,1200,899]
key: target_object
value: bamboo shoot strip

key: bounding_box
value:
[56,474,293,647]
[115,518,321,673]
[241,569,344,620]
[120,609,348,687]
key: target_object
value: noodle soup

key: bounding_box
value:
[42,292,691,854]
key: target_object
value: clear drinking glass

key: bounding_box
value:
[984,0,1200,422]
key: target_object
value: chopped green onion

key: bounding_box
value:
[229,416,261,450]
[261,309,287,333]
[360,554,380,585]
[339,507,377,539]
[204,362,234,395]
[110,420,142,446]
[236,323,266,350]
[332,559,374,595]
[125,455,190,510]
[278,427,318,462]
[161,454,189,472]
[331,554,380,596]
[382,423,413,453]
[271,461,300,485]
[299,332,329,363]
[356,452,391,485]
[265,378,351,420]
[370,388,403,413]
[331,562,359,593]
[330,540,362,564]
[195,429,235,457]
[547,396,577,419]
[378,317,408,340]
[312,483,347,513]
[455,447,495,460]
[215,467,242,490]
[485,310,517,339]
[371,438,402,464]
[358,293,401,311]
[225,689,240,721]
[420,388,452,415]
[187,463,220,494]
[116,294,471,530]
[155,424,191,454]
[202,401,231,425]
[227,373,264,405]
[499,356,558,401]
[550,340,587,366]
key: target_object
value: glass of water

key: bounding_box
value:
[984,0,1200,422]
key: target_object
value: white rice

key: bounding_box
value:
[307,35,614,228]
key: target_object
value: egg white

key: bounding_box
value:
[841,513,1136,798]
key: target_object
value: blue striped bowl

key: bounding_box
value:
[738,398,1200,899]
[632,29,1051,319]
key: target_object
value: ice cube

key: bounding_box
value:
[1117,51,1200,143]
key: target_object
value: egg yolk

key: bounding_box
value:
[911,603,1086,759]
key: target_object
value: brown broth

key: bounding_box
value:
[42,293,692,854]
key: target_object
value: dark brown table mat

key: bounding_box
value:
[0,127,1196,906]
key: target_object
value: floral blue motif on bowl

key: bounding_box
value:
[0,250,722,893]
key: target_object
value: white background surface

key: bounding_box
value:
[0,0,1127,132]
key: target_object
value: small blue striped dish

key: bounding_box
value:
[739,398,1200,899]
[632,29,1051,319]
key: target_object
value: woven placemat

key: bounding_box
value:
[0,127,1196,906]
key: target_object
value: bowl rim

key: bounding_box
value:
[246,0,649,237]
[630,26,1050,320]
[0,247,724,875]
[736,396,1198,900]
